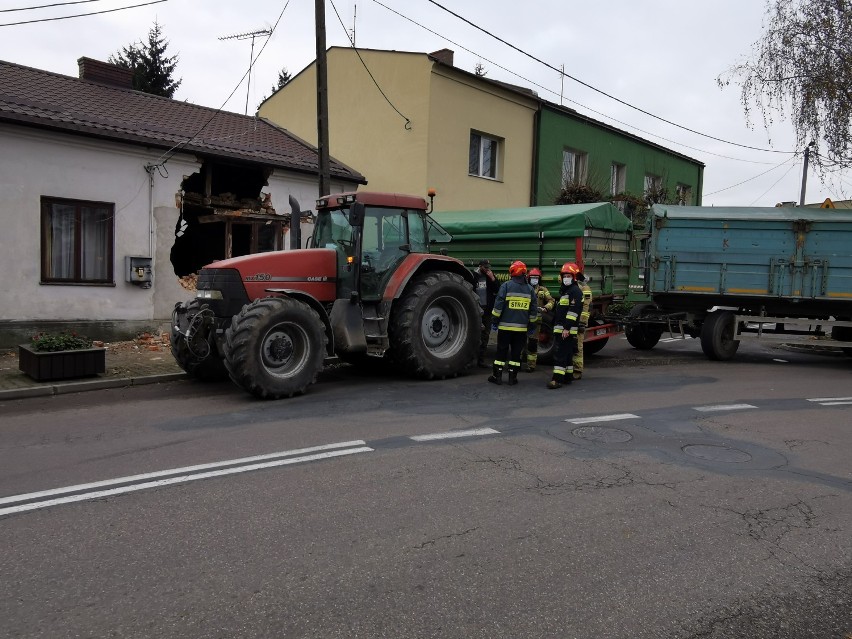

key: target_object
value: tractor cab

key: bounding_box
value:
[311,192,440,301]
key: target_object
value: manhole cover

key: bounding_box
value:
[683,444,751,463]
[572,426,633,443]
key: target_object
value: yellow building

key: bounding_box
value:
[259,48,538,211]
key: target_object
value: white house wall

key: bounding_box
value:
[2,124,349,326]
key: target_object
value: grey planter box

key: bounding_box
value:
[18,344,106,382]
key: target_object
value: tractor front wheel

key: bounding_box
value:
[224,297,327,399]
[170,299,229,381]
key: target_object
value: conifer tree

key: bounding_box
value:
[110,21,182,98]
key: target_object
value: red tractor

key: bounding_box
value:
[170,191,481,399]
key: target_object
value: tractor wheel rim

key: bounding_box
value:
[421,297,465,355]
[261,324,309,376]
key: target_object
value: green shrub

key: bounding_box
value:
[30,331,94,352]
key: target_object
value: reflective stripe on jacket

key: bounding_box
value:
[553,282,583,333]
[492,275,538,333]
[579,283,592,326]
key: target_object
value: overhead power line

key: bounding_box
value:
[704,155,799,197]
[425,0,796,154]
[329,0,410,128]
[0,0,165,26]
[371,0,789,166]
[2,0,102,12]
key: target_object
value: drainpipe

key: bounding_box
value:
[146,165,155,258]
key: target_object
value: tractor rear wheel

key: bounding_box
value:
[170,299,229,381]
[224,297,327,399]
[389,271,480,379]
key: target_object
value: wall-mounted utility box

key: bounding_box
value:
[125,256,152,286]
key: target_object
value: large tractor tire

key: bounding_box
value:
[700,310,740,361]
[582,317,610,356]
[536,314,555,365]
[223,297,327,399]
[624,304,664,350]
[388,271,480,379]
[170,299,229,381]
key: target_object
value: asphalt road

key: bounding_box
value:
[1,336,850,638]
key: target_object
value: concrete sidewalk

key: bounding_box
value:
[0,336,187,401]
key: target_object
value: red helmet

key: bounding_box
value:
[528,268,542,278]
[560,262,581,276]
[509,260,527,277]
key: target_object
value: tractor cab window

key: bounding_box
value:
[360,207,415,300]
[313,210,355,254]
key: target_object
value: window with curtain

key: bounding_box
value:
[562,148,588,187]
[41,197,114,284]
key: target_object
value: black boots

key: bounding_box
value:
[487,363,503,385]
[507,367,518,386]
[547,372,572,389]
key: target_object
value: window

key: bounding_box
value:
[469,131,499,179]
[41,197,114,284]
[610,163,627,195]
[644,174,662,196]
[676,183,692,205]
[562,148,588,187]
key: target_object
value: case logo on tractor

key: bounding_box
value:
[245,273,272,282]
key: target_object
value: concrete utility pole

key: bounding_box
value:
[315,0,331,197]
[799,141,815,206]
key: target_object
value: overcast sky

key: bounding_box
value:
[3,0,850,207]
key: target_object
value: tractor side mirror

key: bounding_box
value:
[349,202,366,228]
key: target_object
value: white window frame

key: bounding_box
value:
[469,131,500,180]
[610,163,627,195]
[562,148,588,187]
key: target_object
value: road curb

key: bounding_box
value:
[0,372,187,402]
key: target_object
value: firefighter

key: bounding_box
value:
[572,268,593,380]
[522,268,555,372]
[547,262,583,389]
[488,260,538,386]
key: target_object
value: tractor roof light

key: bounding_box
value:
[316,198,328,208]
[337,194,356,205]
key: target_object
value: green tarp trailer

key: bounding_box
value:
[431,202,632,302]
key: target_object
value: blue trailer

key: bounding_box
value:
[625,204,852,359]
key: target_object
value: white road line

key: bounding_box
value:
[693,404,756,412]
[410,428,499,442]
[0,440,368,507]
[814,401,852,406]
[0,447,374,517]
[566,414,640,425]
[807,397,852,402]
[772,359,789,363]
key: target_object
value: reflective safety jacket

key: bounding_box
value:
[578,282,592,327]
[533,285,555,324]
[492,275,538,334]
[553,282,583,335]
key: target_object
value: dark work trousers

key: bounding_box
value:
[494,330,527,370]
[552,333,576,379]
[479,305,494,361]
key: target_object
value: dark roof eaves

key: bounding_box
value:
[541,99,705,168]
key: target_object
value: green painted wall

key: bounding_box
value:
[535,106,704,206]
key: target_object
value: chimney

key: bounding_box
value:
[429,49,454,66]
[77,57,134,89]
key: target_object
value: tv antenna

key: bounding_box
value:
[219,28,273,115]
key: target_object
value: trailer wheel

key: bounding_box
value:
[701,310,740,361]
[625,304,663,350]
[582,317,610,356]
[536,316,555,365]
[389,271,480,379]
[170,299,229,381]
[224,297,327,399]
[831,321,852,357]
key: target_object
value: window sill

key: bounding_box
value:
[468,174,503,183]
[40,281,117,287]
